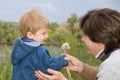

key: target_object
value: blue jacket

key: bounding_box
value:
[11,38,68,80]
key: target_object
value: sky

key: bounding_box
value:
[0,0,120,24]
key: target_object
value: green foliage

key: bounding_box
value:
[0,21,19,45]
[0,45,12,80]
[0,13,82,47]
[49,22,59,31]
[67,13,79,34]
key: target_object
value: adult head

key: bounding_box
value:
[80,8,120,56]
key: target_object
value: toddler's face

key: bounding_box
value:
[32,28,48,43]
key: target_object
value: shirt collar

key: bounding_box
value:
[95,49,104,58]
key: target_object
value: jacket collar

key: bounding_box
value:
[21,38,42,47]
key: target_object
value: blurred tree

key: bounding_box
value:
[0,21,19,45]
[49,22,59,31]
[67,13,78,34]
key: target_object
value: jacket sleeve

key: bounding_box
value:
[48,54,68,71]
[37,47,68,74]
[79,63,98,80]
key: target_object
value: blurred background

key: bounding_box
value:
[0,0,119,80]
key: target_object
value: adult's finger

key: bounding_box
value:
[35,71,48,80]
[64,54,75,61]
[47,69,58,75]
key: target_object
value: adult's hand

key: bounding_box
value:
[35,69,67,80]
[64,54,84,74]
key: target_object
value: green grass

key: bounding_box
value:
[0,45,12,80]
[0,45,101,80]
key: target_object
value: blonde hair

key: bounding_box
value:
[19,10,49,37]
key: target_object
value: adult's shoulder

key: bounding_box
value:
[98,49,120,80]
[100,49,120,67]
[108,49,120,62]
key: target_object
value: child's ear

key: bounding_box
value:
[27,31,34,38]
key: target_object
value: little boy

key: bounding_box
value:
[11,10,68,80]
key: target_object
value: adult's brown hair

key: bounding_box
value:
[80,8,120,54]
